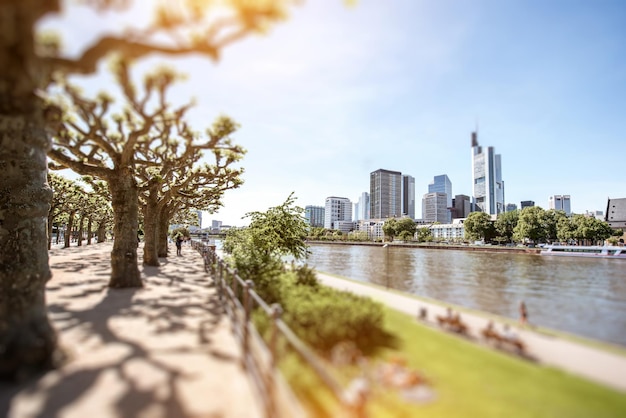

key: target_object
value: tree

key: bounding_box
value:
[416,227,433,243]
[382,217,416,242]
[544,209,567,243]
[47,173,82,249]
[1,0,296,381]
[382,218,398,241]
[137,115,244,265]
[513,206,547,244]
[494,209,519,244]
[464,211,494,242]
[223,193,308,281]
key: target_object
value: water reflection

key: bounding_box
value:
[306,244,626,347]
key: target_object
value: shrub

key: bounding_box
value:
[280,285,389,355]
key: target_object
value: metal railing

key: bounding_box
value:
[192,240,366,418]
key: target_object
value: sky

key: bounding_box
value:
[40,0,626,227]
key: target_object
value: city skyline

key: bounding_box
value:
[41,1,626,228]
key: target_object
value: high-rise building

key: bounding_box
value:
[355,192,370,221]
[305,205,325,227]
[471,132,505,215]
[422,192,448,223]
[402,175,416,219]
[451,194,471,219]
[324,197,352,230]
[521,200,535,209]
[428,174,452,208]
[506,203,518,212]
[549,195,571,216]
[370,169,402,219]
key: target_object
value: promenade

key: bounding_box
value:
[0,242,264,418]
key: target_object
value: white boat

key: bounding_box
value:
[540,245,626,259]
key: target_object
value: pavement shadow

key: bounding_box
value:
[2,243,234,418]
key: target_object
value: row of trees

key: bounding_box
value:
[464,207,621,245]
[48,60,245,287]
[1,0,298,381]
[47,173,113,248]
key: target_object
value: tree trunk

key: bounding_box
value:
[87,217,92,245]
[97,222,107,244]
[77,214,84,247]
[157,207,170,258]
[142,185,160,266]
[64,210,75,248]
[109,170,142,287]
[0,2,58,379]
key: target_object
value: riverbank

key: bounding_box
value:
[314,270,626,393]
[306,239,542,254]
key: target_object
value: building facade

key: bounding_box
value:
[324,197,353,230]
[370,169,402,219]
[549,195,572,216]
[506,203,518,212]
[471,131,505,215]
[422,192,449,223]
[520,200,535,209]
[428,219,466,241]
[305,205,325,227]
[402,175,416,219]
[451,194,471,219]
[605,197,626,229]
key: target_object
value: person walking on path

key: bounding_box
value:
[519,300,528,326]
[176,234,183,256]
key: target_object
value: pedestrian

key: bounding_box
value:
[175,235,183,256]
[519,300,528,326]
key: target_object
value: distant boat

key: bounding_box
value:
[540,245,626,259]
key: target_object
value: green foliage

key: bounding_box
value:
[383,217,416,241]
[280,285,390,355]
[495,209,519,243]
[464,211,495,242]
[544,209,567,242]
[513,206,547,243]
[416,227,433,242]
[170,227,190,239]
[224,194,392,356]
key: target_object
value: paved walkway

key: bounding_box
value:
[1,242,264,418]
[315,272,626,393]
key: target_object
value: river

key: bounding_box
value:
[304,243,626,347]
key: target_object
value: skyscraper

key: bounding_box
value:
[324,197,352,230]
[471,131,505,215]
[402,175,415,219]
[549,195,571,216]
[370,169,402,219]
[428,174,452,208]
[355,192,370,221]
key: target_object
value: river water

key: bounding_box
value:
[305,243,626,347]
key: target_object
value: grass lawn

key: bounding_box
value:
[281,308,626,418]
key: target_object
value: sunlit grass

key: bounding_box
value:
[281,307,626,418]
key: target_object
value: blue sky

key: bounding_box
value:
[41,0,626,227]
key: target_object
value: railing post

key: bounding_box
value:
[241,280,254,369]
[268,303,283,418]
[217,261,224,302]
